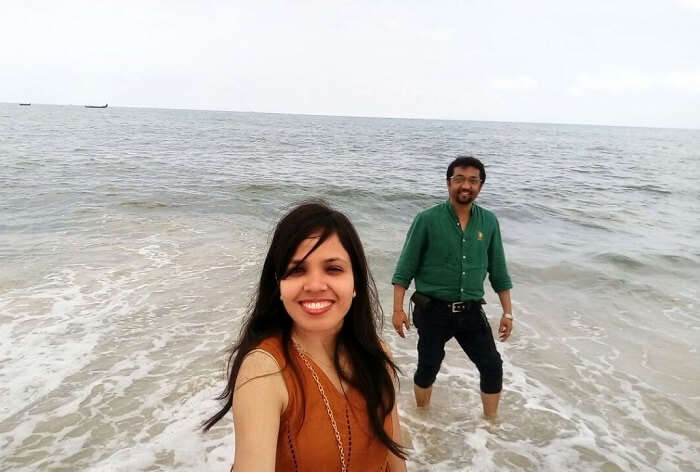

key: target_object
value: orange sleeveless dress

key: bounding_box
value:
[257,335,392,471]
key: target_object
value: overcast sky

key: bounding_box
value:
[2,0,700,128]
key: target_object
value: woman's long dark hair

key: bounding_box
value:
[203,200,406,459]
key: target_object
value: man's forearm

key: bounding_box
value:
[497,290,512,315]
[393,284,407,312]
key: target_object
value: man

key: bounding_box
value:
[392,156,513,419]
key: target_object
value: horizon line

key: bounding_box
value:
[3,101,698,132]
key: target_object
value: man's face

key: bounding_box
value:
[447,166,483,206]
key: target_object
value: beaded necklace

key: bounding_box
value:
[292,341,347,472]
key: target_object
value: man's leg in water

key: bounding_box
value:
[454,307,503,419]
[413,306,452,407]
[480,392,501,419]
[414,383,433,407]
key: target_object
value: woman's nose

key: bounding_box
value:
[303,269,328,292]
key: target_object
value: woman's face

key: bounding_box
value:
[280,233,355,336]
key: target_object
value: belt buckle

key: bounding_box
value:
[451,301,466,313]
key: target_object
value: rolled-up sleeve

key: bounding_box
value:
[487,219,513,293]
[392,213,427,288]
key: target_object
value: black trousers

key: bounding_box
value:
[413,299,503,394]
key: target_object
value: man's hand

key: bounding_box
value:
[392,309,411,338]
[498,317,513,341]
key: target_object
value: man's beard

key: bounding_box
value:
[455,190,474,205]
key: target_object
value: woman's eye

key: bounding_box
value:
[327,266,344,272]
[288,266,304,275]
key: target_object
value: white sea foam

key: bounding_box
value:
[0,217,261,471]
[1,268,119,419]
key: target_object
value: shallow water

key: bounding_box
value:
[1,103,699,471]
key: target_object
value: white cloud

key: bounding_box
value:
[568,71,654,95]
[677,0,700,9]
[665,69,700,93]
[419,27,456,42]
[491,75,538,91]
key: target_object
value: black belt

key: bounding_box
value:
[445,300,482,313]
[412,291,483,313]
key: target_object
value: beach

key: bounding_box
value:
[1,103,699,471]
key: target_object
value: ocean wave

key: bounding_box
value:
[495,205,543,223]
[569,167,595,175]
[592,252,700,278]
[119,201,171,209]
[521,203,615,232]
[619,184,672,195]
[593,252,647,270]
[512,259,692,303]
[585,145,619,155]
[234,182,442,205]
[652,253,700,268]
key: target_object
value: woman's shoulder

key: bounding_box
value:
[234,343,289,428]
[252,335,288,368]
[238,349,282,384]
[238,335,297,418]
[235,335,288,388]
[235,336,290,408]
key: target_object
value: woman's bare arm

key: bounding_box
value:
[231,350,288,472]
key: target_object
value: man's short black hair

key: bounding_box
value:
[446,156,486,183]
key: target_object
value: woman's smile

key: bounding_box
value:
[299,299,334,315]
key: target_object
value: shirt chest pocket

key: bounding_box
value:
[464,235,488,268]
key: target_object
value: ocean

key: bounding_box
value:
[1,103,699,471]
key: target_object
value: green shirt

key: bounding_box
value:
[392,201,512,301]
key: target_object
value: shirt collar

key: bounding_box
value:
[446,199,476,220]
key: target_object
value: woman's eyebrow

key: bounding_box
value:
[288,256,349,266]
[324,257,348,263]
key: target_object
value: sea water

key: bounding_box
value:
[1,103,699,471]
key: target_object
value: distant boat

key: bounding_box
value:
[19,103,31,106]
[85,104,108,108]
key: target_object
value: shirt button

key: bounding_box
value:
[462,255,466,259]
[462,238,465,242]
[462,272,465,275]
[460,288,464,292]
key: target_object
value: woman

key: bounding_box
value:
[204,201,407,471]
